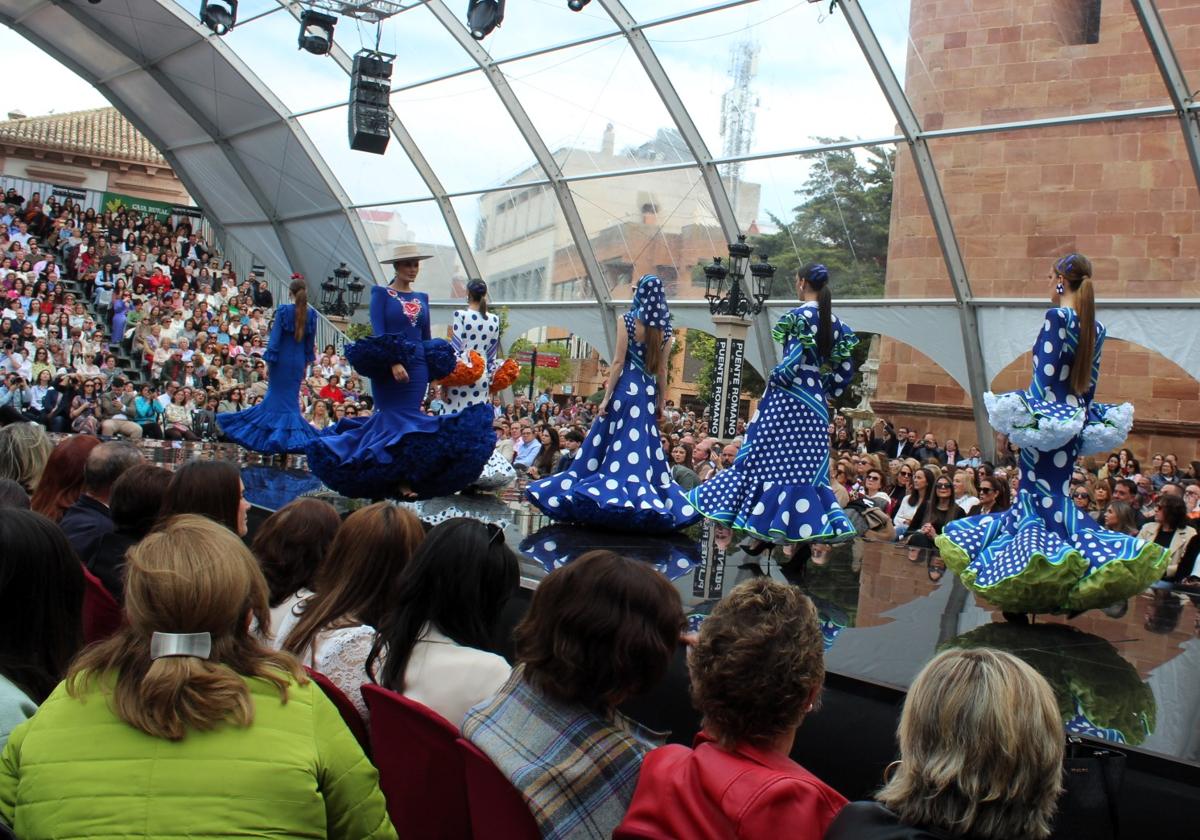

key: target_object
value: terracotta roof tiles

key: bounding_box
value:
[0,106,167,166]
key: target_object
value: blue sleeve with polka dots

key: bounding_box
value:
[1030,308,1069,400]
[822,322,860,399]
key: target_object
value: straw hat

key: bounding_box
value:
[380,243,435,264]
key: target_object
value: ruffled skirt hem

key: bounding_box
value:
[304,403,495,499]
[687,469,856,544]
[984,390,1084,452]
[216,405,316,455]
[525,472,700,534]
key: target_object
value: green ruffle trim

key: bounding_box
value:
[1067,542,1168,612]
[936,534,1169,613]
[828,333,860,364]
[771,311,815,346]
[936,534,1088,614]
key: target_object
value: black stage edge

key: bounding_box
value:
[233,459,1200,840]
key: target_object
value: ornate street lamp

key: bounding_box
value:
[703,235,773,318]
[320,263,364,318]
[702,235,776,440]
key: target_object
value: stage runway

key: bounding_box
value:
[136,441,1200,774]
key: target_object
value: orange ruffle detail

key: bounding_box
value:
[490,357,520,393]
[440,350,485,387]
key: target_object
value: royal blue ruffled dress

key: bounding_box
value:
[303,285,493,500]
[688,304,859,543]
[525,312,699,533]
[216,304,317,455]
[936,307,1167,613]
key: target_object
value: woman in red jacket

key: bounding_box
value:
[615,578,847,839]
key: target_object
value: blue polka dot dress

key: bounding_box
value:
[444,307,514,491]
[937,307,1167,613]
[687,304,859,543]
[524,312,700,533]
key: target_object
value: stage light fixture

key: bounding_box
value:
[466,0,504,41]
[199,0,237,35]
[567,0,591,10]
[298,9,337,55]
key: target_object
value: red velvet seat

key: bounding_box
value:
[304,666,370,757]
[361,684,470,839]
[80,562,122,645]
[456,737,540,840]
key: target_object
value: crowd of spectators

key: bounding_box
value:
[0,186,372,442]
[0,424,1076,838]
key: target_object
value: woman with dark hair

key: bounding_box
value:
[670,442,699,492]
[527,426,560,480]
[893,467,933,540]
[905,476,965,575]
[159,459,250,537]
[250,497,342,632]
[688,264,859,546]
[938,254,1167,615]
[280,502,424,717]
[0,508,84,747]
[527,274,696,532]
[616,579,847,839]
[85,464,173,601]
[1137,494,1197,582]
[463,550,684,839]
[968,475,1010,517]
[368,517,518,726]
[0,515,394,839]
[29,435,101,522]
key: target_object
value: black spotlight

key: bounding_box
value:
[298,9,337,55]
[467,0,505,41]
[199,0,237,35]
[567,0,591,9]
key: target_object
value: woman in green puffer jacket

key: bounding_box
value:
[0,514,396,840]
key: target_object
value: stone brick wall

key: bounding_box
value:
[877,0,1200,460]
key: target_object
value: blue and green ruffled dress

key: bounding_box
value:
[936,307,1166,612]
[687,303,859,543]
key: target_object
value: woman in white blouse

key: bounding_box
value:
[280,502,425,719]
[368,518,518,727]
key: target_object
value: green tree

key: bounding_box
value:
[752,140,894,299]
[509,337,575,396]
[685,330,766,404]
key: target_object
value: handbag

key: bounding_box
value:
[1050,737,1125,840]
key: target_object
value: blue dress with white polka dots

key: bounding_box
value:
[524,312,700,533]
[937,307,1166,613]
[687,303,860,543]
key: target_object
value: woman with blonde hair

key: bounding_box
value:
[0,421,52,496]
[280,502,424,717]
[0,514,395,839]
[826,648,1063,840]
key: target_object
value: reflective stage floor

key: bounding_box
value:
[138,443,1200,775]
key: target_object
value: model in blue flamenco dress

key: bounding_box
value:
[936,254,1167,614]
[525,274,699,533]
[303,247,494,499]
[688,264,859,544]
[217,278,318,455]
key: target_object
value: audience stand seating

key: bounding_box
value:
[80,563,122,645]
[455,738,540,840]
[303,667,370,757]
[361,684,471,840]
